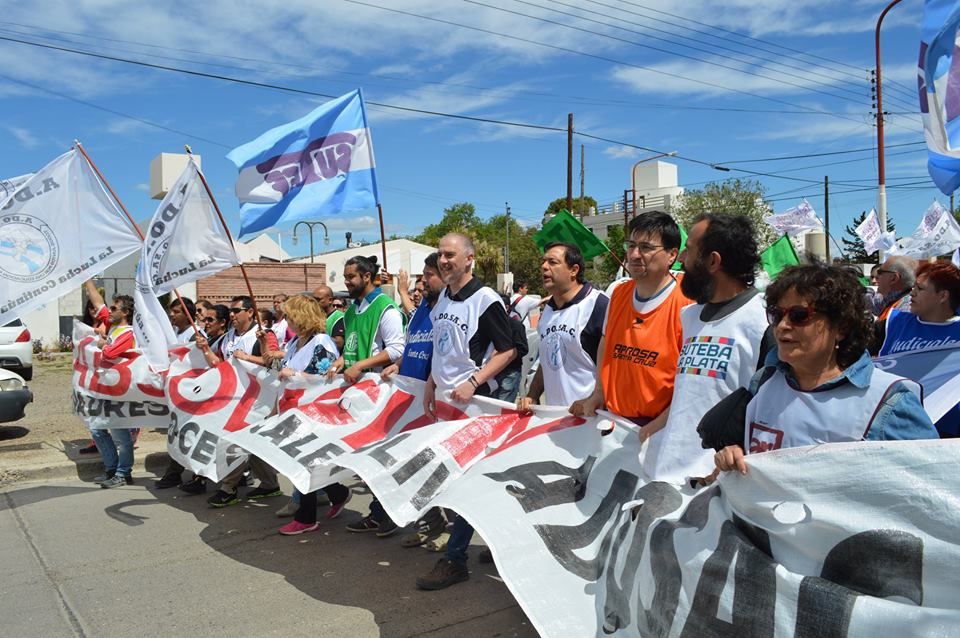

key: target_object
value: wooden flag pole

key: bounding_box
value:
[75,141,201,338]
[183,146,262,332]
[377,203,389,273]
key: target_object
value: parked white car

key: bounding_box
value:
[0,368,31,423]
[0,319,33,381]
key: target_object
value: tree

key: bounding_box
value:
[594,224,626,286]
[672,178,778,250]
[413,202,483,248]
[544,195,599,220]
[841,210,895,264]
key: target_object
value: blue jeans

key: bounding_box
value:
[445,515,473,564]
[91,428,135,478]
[492,368,521,403]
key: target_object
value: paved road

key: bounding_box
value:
[1,476,538,638]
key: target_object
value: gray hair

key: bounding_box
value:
[886,256,918,289]
[440,232,475,258]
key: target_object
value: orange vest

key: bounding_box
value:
[601,279,692,419]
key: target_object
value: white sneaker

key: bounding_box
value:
[276,498,299,517]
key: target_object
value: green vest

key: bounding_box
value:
[325,309,344,337]
[343,293,399,368]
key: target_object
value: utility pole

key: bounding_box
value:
[567,113,574,213]
[505,202,511,273]
[579,144,585,219]
[824,175,831,263]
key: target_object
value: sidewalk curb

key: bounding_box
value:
[5,441,172,485]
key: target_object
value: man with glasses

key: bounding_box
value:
[571,212,694,428]
[206,295,282,507]
[874,256,918,321]
[638,213,775,484]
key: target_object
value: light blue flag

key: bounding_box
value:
[227,89,379,238]
[920,0,960,195]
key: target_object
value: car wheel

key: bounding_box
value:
[16,367,32,381]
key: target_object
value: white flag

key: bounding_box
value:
[855,208,897,255]
[142,158,240,295]
[952,247,959,268]
[133,261,178,372]
[0,172,33,200]
[892,200,960,259]
[0,150,142,325]
[763,200,822,236]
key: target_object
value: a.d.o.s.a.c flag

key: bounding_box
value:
[227,89,379,238]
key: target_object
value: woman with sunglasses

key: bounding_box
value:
[713,264,937,476]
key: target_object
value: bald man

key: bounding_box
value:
[313,284,345,351]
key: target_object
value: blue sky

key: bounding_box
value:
[0,0,940,259]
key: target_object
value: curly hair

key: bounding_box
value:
[283,294,327,336]
[764,264,872,369]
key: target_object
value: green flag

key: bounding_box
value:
[760,234,800,279]
[671,224,687,271]
[534,209,609,260]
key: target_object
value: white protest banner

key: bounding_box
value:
[71,321,169,429]
[0,149,142,325]
[855,208,896,255]
[165,345,281,481]
[892,200,960,258]
[0,172,33,199]
[142,158,240,296]
[133,261,178,373]
[220,374,515,495]
[763,200,822,236]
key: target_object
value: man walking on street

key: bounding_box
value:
[416,233,516,591]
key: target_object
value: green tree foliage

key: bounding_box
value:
[544,196,599,219]
[413,203,545,295]
[594,224,626,285]
[672,178,778,250]
[841,210,895,264]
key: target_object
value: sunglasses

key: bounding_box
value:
[201,317,217,323]
[766,304,819,327]
[229,307,249,315]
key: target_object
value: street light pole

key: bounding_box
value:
[875,0,906,263]
[292,220,330,263]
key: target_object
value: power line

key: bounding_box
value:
[340,0,863,123]
[719,140,925,164]
[467,0,870,107]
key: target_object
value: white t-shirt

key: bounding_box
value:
[509,293,540,328]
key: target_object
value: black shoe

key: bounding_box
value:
[376,517,399,538]
[93,470,116,484]
[124,475,135,485]
[246,486,282,500]
[238,471,252,487]
[416,559,469,590]
[179,477,206,495]
[207,490,240,508]
[478,548,494,564]
[154,473,181,489]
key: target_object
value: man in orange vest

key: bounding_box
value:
[571,211,693,426]
[875,255,917,321]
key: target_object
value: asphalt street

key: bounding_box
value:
[1,476,538,638]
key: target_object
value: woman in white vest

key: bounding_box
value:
[714,264,938,475]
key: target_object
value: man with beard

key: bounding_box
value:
[641,213,774,484]
[571,212,693,426]
[347,253,445,538]
[518,242,608,409]
[416,233,516,591]
[326,256,404,383]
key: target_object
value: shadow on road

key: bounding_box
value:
[142,473,534,638]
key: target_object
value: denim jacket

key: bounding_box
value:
[749,349,939,442]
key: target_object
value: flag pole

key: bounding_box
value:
[377,203,389,273]
[74,141,202,338]
[184,146,262,332]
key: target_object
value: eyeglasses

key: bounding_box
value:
[766,304,819,327]
[201,317,217,323]
[229,307,249,315]
[875,268,896,276]
[623,242,664,255]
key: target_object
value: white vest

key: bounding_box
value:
[642,292,768,483]
[745,368,918,453]
[282,333,339,372]
[222,326,258,359]
[272,318,289,348]
[430,286,500,391]
[538,288,603,405]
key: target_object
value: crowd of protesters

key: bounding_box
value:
[80,211,959,591]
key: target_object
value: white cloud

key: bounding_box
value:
[603,145,641,160]
[135,182,149,192]
[7,126,40,149]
